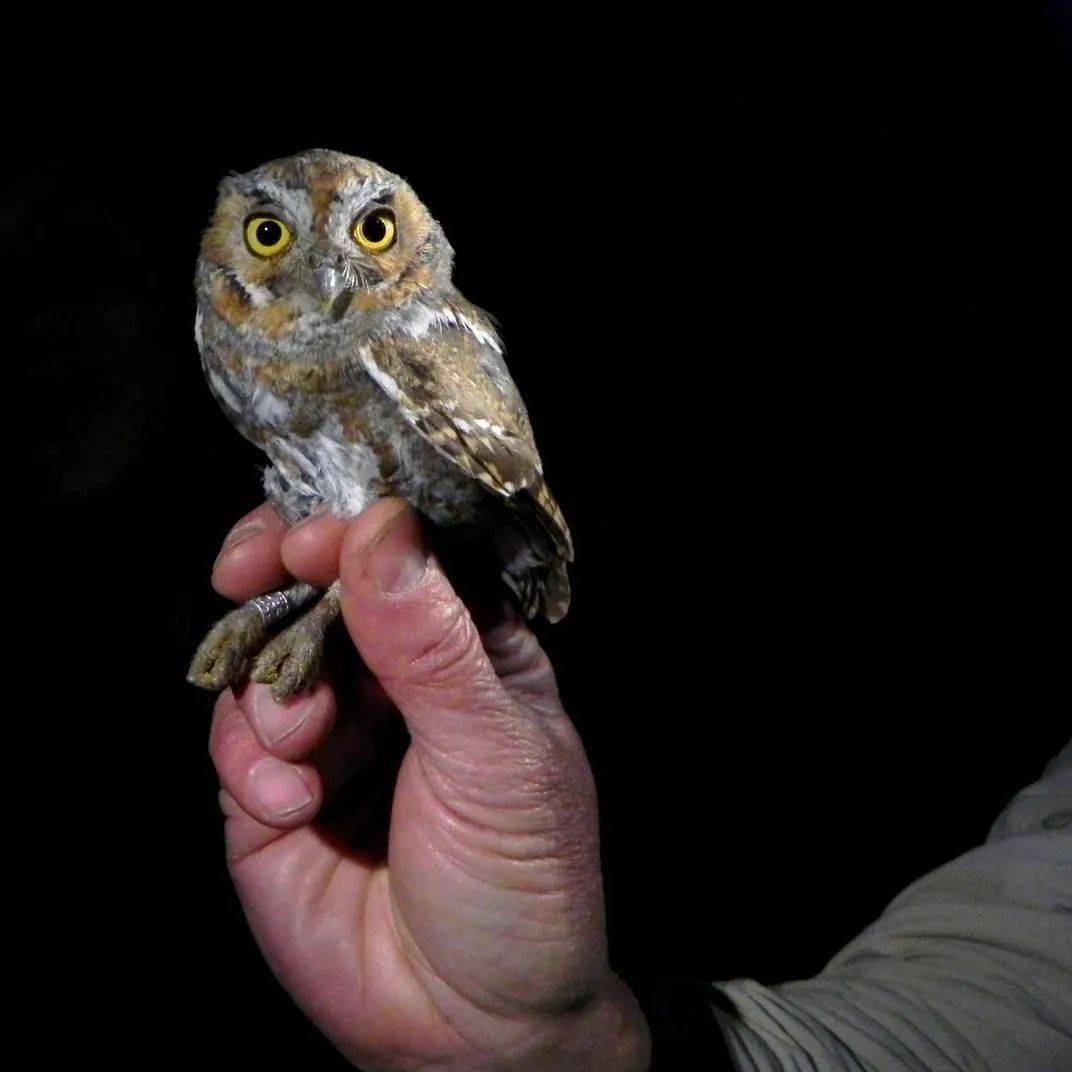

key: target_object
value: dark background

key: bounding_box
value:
[17,4,1069,1066]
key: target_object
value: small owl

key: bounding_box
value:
[188,150,572,699]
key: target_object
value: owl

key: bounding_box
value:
[188,149,572,700]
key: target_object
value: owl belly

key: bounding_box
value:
[262,385,486,528]
[199,328,486,528]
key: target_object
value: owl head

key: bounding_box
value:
[199,149,453,327]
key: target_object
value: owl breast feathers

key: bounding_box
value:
[195,148,572,621]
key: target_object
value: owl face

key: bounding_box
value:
[200,150,452,330]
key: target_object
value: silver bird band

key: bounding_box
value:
[250,591,293,627]
[248,582,319,628]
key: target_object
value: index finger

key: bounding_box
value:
[211,503,290,602]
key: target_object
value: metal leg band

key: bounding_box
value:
[250,591,292,627]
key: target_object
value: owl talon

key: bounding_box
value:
[187,606,267,691]
[188,582,320,692]
[250,620,327,700]
[249,583,342,701]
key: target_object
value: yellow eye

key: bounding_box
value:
[352,209,396,253]
[244,215,293,257]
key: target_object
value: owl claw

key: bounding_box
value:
[187,606,267,691]
[249,618,327,701]
[188,582,339,699]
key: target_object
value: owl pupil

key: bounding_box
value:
[257,220,282,246]
[363,216,386,242]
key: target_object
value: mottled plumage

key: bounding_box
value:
[189,149,572,697]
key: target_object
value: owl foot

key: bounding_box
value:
[188,582,319,692]
[249,582,342,701]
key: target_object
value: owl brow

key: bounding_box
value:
[246,184,298,213]
[342,184,394,211]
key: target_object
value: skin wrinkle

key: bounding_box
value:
[283,897,451,1070]
[377,890,505,1063]
[396,763,601,921]
[386,878,582,1047]
[415,735,583,829]
[394,868,597,1025]
[406,748,603,965]
[413,780,592,893]
[483,999,638,1072]
[410,835,582,943]
[397,605,492,692]
[406,714,543,779]
[385,849,608,1033]
[349,554,516,714]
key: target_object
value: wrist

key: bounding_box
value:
[573,973,651,1072]
[501,972,651,1072]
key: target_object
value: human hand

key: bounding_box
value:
[207,500,651,1071]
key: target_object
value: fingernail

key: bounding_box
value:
[367,512,429,595]
[250,758,313,818]
[250,688,315,745]
[216,520,265,561]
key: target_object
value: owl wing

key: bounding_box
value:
[358,304,573,621]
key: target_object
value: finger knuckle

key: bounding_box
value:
[406,599,487,688]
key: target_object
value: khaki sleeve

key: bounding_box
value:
[710,740,1072,1071]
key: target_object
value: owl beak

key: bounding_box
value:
[313,265,354,320]
[314,265,342,300]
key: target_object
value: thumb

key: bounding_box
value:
[338,499,526,762]
[339,501,612,1020]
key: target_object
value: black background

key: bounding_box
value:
[17,5,1070,1066]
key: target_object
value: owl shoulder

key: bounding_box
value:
[359,298,540,499]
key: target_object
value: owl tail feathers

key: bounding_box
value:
[540,558,571,623]
[496,480,573,623]
[503,557,571,623]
